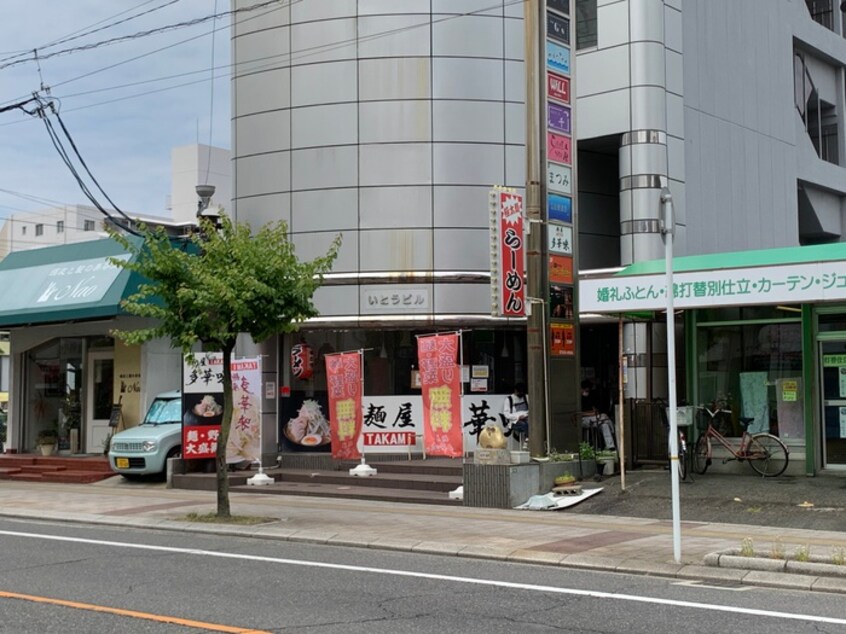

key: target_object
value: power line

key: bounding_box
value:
[0,0,286,71]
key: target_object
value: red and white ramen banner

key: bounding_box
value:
[417,333,463,457]
[325,351,363,459]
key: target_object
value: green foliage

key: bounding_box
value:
[832,547,845,566]
[769,538,785,560]
[109,213,341,355]
[578,441,595,461]
[36,428,58,445]
[740,537,755,557]
[794,544,811,562]
[109,213,340,516]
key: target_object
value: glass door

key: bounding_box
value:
[85,351,114,453]
[820,340,846,468]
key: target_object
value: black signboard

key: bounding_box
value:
[547,13,570,45]
[108,404,122,428]
[546,0,569,16]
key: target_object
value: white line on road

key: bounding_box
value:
[1,528,844,626]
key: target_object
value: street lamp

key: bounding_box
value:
[196,184,218,225]
[660,187,681,564]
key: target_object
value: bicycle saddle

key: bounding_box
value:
[738,416,755,429]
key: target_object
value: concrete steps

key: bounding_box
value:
[172,458,464,506]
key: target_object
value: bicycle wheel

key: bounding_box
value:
[693,435,710,474]
[747,433,789,477]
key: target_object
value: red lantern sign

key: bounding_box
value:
[291,343,313,380]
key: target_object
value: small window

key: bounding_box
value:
[20,226,26,235]
[576,0,597,50]
[56,220,64,233]
[35,224,43,237]
[83,219,96,231]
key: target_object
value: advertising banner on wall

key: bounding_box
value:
[417,333,463,457]
[325,351,363,459]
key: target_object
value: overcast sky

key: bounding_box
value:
[0,0,233,222]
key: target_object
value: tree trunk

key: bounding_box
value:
[216,342,235,518]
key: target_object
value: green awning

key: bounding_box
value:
[0,236,144,327]
[580,242,846,314]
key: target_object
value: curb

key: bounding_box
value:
[4,509,846,595]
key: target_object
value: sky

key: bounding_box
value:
[0,0,234,222]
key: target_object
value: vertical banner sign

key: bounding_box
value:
[417,334,463,457]
[227,358,262,464]
[325,351,363,459]
[492,188,525,317]
[182,353,224,460]
[545,0,576,356]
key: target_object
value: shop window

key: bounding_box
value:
[819,312,846,332]
[696,322,802,439]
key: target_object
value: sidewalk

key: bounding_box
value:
[1,473,846,595]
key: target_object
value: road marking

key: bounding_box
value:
[0,590,270,634]
[2,528,845,627]
[674,580,754,592]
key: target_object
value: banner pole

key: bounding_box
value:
[247,356,274,486]
[349,347,377,477]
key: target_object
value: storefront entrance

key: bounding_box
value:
[86,350,114,453]
[820,339,846,468]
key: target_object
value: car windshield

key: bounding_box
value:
[143,398,182,425]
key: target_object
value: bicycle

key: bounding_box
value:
[658,400,690,482]
[692,403,789,477]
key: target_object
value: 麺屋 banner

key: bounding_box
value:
[325,351,363,459]
[417,333,463,457]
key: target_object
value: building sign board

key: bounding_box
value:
[580,262,846,313]
[546,40,570,74]
[546,13,570,45]
[362,286,430,313]
[547,131,571,165]
[547,72,570,104]
[548,194,572,223]
[547,162,572,195]
[548,103,571,134]
[548,224,573,255]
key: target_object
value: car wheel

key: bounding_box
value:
[159,446,181,481]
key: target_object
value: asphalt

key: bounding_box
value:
[1,468,846,596]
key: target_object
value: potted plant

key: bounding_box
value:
[36,428,58,456]
[596,449,618,476]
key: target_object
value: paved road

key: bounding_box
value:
[2,517,846,633]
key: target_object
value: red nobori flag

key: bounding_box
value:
[499,191,525,317]
[326,351,363,459]
[417,333,463,457]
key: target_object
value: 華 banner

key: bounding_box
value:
[325,351,363,459]
[227,358,262,464]
[417,333,463,457]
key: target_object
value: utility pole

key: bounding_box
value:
[524,0,547,458]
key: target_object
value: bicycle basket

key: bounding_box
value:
[665,406,695,427]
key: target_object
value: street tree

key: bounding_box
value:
[110,214,340,517]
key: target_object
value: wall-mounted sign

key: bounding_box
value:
[548,194,572,223]
[581,261,846,313]
[489,188,525,317]
[546,40,570,74]
[547,72,570,104]
[547,162,572,195]
[362,286,431,313]
[550,323,575,356]
[547,13,570,45]
[549,254,574,284]
[547,131,571,165]
[548,103,571,134]
[548,224,573,255]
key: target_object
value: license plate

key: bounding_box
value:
[116,458,129,469]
